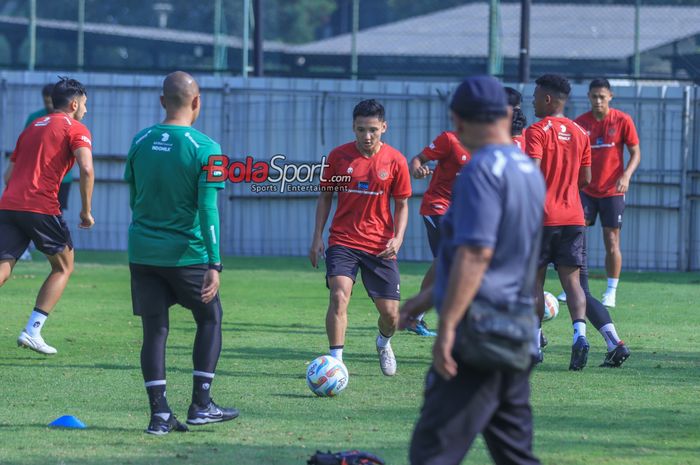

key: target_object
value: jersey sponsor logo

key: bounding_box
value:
[80,135,92,146]
[557,124,571,142]
[152,132,173,152]
[161,133,170,142]
[34,117,51,127]
[358,181,370,190]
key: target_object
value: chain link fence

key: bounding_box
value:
[0,0,698,81]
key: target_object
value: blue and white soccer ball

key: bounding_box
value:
[543,291,560,321]
[306,355,349,397]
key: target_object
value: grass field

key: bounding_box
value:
[1,252,699,465]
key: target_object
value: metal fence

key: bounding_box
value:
[0,70,699,270]
[0,0,699,82]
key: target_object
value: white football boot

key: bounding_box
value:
[17,331,57,355]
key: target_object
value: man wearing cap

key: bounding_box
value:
[407,76,544,465]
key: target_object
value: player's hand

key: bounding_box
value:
[79,211,95,229]
[377,237,402,259]
[616,174,630,193]
[432,328,458,380]
[201,269,220,304]
[309,237,325,268]
[411,164,432,179]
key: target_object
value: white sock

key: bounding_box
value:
[607,278,619,292]
[416,312,426,322]
[329,347,343,361]
[376,333,391,348]
[599,323,621,351]
[535,327,542,350]
[25,310,48,337]
[573,321,587,344]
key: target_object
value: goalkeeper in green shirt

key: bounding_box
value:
[124,71,238,435]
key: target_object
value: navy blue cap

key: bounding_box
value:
[450,76,508,122]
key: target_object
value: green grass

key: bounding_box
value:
[1,252,699,465]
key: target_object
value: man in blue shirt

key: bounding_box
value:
[404,76,545,465]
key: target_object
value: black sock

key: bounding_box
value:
[145,383,170,415]
[192,373,214,406]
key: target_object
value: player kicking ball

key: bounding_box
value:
[0,77,95,355]
[309,99,411,376]
[125,71,238,434]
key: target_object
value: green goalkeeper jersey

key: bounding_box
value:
[124,124,225,267]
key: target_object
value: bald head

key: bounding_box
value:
[162,71,199,109]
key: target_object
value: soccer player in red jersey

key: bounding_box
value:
[575,78,641,308]
[527,74,592,370]
[407,131,470,336]
[309,99,412,376]
[0,77,95,355]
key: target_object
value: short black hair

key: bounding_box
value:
[535,74,571,99]
[353,99,385,121]
[51,76,87,109]
[41,83,55,97]
[589,78,611,91]
[504,87,522,108]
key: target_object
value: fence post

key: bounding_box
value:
[679,86,692,271]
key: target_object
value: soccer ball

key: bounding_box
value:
[543,291,560,321]
[306,355,349,397]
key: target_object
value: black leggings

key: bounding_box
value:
[580,234,613,330]
[141,303,223,382]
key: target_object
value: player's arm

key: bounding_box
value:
[409,153,432,179]
[198,184,222,303]
[3,161,13,184]
[525,126,543,168]
[378,197,408,259]
[74,147,95,229]
[618,144,641,193]
[309,191,333,268]
[579,166,591,188]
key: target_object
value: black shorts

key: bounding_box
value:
[581,192,624,229]
[0,210,73,259]
[422,215,443,258]
[129,263,222,317]
[58,182,71,211]
[539,225,585,268]
[325,245,401,301]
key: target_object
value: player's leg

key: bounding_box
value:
[169,265,239,425]
[560,193,599,302]
[482,367,541,465]
[130,263,187,435]
[534,265,547,362]
[580,235,630,367]
[409,366,500,465]
[361,252,401,376]
[0,210,29,286]
[324,245,360,363]
[555,226,589,371]
[600,196,624,307]
[407,216,441,337]
[0,258,17,286]
[16,213,75,354]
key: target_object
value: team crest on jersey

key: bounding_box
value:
[378,170,389,180]
[608,128,616,136]
[346,167,353,174]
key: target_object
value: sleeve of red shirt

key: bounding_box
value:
[421,132,452,161]
[391,155,412,199]
[581,136,592,167]
[319,150,337,188]
[525,125,544,160]
[622,114,640,147]
[69,123,93,152]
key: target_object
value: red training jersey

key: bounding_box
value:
[526,117,591,226]
[321,142,412,256]
[512,129,527,152]
[575,108,639,198]
[419,131,470,216]
[0,113,92,215]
